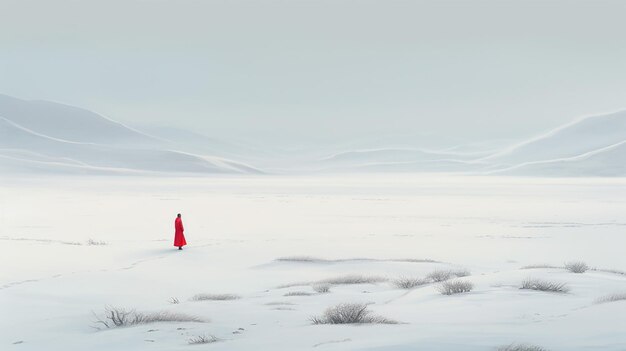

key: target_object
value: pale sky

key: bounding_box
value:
[1,0,625,146]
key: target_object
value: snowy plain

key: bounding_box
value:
[1,174,625,350]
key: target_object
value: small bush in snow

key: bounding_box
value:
[310,303,397,325]
[426,270,452,282]
[313,284,331,293]
[564,261,588,273]
[190,293,240,301]
[595,292,626,304]
[93,307,204,328]
[86,238,107,246]
[427,269,470,282]
[392,277,429,289]
[497,343,548,351]
[168,297,180,304]
[437,280,473,295]
[188,334,219,345]
[520,279,569,293]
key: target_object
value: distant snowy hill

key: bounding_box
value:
[0,94,160,146]
[314,110,626,176]
[138,125,273,164]
[2,93,625,176]
[482,111,626,165]
[491,140,626,176]
[0,95,259,175]
[316,148,485,173]
[483,110,626,176]
[322,148,473,164]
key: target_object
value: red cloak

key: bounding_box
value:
[174,217,187,247]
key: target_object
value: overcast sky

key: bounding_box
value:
[1,0,625,146]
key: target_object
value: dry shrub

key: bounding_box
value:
[310,303,397,325]
[595,292,626,304]
[313,284,331,293]
[188,335,219,344]
[427,269,470,282]
[564,261,588,273]
[93,307,204,328]
[438,280,473,295]
[190,293,240,301]
[87,238,107,246]
[392,277,429,289]
[168,297,180,304]
[520,279,569,293]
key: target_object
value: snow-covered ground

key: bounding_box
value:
[1,174,625,350]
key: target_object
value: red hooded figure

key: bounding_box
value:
[174,213,187,250]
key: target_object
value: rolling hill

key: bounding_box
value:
[0,95,259,175]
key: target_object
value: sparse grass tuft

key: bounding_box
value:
[310,303,398,325]
[168,297,180,304]
[564,261,588,273]
[392,277,429,289]
[309,315,326,324]
[595,292,626,304]
[93,306,204,328]
[278,274,388,289]
[276,256,321,262]
[522,262,590,273]
[319,275,389,285]
[87,238,107,246]
[63,241,82,246]
[190,293,240,301]
[437,280,473,295]
[188,335,219,345]
[313,284,331,293]
[272,307,295,311]
[497,343,548,351]
[520,278,569,293]
[520,264,559,270]
[426,270,452,282]
[284,291,314,297]
[426,269,470,282]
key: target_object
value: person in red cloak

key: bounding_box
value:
[174,213,187,250]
